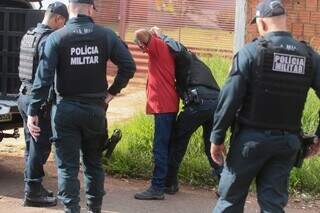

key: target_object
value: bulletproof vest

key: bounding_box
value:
[175,48,219,97]
[239,39,313,131]
[188,53,220,90]
[56,24,107,97]
[18,27,52,82]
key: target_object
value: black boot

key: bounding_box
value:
[134,186,165,200]
[164,178,179,195]
[87,206,101,213]
[23,193,57,207]
[40,184,54,197]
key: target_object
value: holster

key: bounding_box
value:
[294,134,316,168]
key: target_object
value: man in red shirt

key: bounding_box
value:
[134,29,179,200]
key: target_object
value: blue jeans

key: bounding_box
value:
[151,113,177,191]
[17,94,52,194]
[213,128,300,213]
[51,100,106,211]
[166,99,223,186]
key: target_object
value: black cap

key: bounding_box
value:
[251,0,285,24]
[69,0,96,10]
[47,1,68,20]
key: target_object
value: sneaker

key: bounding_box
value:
[23,194,57,207]
[134,187,164,200]
[164,183,179,195]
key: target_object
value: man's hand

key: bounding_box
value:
[306,137,320,158]
[105,93,114,105]
[27,115,40,139]
[211,143,226,166]
[149,26,162,37]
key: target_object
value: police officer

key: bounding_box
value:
[149,27,223,194]
[210,0,320,212]
[27,0,136,212]
[17,2,68,207]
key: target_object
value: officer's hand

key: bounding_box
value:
[149,26,162,37]
[306,137,320,158]
[105,93,114,105]
[27,115,41,138]
[211,143,225,166]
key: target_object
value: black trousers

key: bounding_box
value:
[166,98,223,185]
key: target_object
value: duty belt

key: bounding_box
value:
[183,87,218,106]
[19,84,33,96]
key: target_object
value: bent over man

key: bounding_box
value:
[17,2,68,207]
[149,27,223,194]
[134,29,179,200]
[210,1,320,212]
[27,0,136,212]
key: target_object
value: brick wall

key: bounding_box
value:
[246,0,320,50]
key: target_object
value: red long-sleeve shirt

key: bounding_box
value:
[145,36,179,114]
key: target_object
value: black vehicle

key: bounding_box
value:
[0,0,44,141]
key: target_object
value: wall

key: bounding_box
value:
[246,0,320,50]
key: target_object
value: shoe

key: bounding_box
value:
[134,187,165,200]
[40,185,54,197]
[64,206,81,213]
[87,208,101,213]
[23,194,57,207]
[164,183,179,195]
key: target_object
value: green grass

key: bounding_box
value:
[105,56,320,194]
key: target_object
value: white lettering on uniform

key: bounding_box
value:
[272,53,306,75]
[69,45,100,65]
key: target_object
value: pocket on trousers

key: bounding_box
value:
[286,134,302,152]
[241,141,260,159]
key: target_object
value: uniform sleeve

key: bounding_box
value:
[210,46,252,145]
[311,52,320,137]
[108,34,136,95]
[27,34,58,116]
[159,34,183,54]
[37,34,50,61]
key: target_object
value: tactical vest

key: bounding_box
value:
[56,25,107,97]
[175,48,220,97]
[18,27,52,82]
[239,39,313,131]
[188,53,220,90]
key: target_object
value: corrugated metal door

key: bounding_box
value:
[94,0,236,73]
[123,0,235,55]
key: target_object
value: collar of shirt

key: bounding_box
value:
[66,14,94,25]
[264,31,292,40]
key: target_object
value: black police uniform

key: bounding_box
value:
[17,23,55,200]
[211,31,320,212]
[27,13,136,212]
[158,35,223,191]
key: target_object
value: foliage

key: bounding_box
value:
[105,56,320,194]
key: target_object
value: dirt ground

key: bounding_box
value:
[1,73,320,212]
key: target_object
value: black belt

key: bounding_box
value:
[241,125,299,136]
[56,96,106,109]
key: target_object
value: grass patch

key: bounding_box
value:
[105,56,320,194]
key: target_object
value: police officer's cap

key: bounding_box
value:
[69,0,96,10]
[251,0,285,24]
[47,1,68,20]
